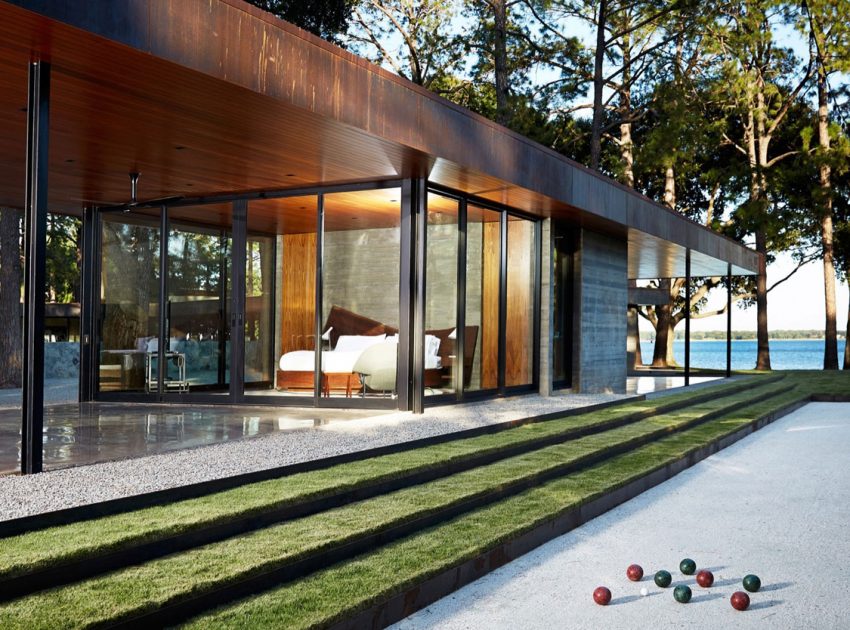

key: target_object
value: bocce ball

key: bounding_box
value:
[673,584,692,603]
[626,564,644,581]
[654,570,672,588]
[593,586,612,606]
[679,558,697,575]
[742,574,761,593]
[640,587,649,597]
[696,570,714,588]
[730,591,750,611]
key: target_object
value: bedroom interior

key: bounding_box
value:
[94,183,539,405]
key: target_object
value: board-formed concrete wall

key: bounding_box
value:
[573,229,627,393]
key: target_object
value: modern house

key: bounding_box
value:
[0,0,759,473]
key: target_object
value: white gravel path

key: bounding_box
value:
[392,402,850,630]
[0,390,625,521]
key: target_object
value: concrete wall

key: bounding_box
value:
[538,219,553,396]
[322,227,401,328]
[573,229,627,393]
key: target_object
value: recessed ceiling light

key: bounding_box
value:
[390,199,398,203]
[286,173,296,177]
[186,183,194,187]
[65,159,74,163]
[175,145,186,150]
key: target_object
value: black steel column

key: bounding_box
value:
[157,205,168,397]
[455,198,467,400]
[314,195,325,407]
[684,249,691,387]
[397,179,414,411]
[230,200,247,400]
[78,206,97,402]
[497,212,508,394]
[411,179,427,414]
[726,262,732,379]
[21,60,51,475]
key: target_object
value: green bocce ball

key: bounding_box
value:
[654,570,672,588]
[673,584,692,603]
[742,574,761,593]
[679,558,697,575]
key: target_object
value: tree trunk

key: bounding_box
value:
[651,278,676,367]
[589,0,608,170]
[816,62,838,369]
[492,0,510,127]
[845,264,850,370]
[755,229,771,370]
[0,207,23,388]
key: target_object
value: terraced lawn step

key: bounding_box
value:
[180,387,817,630]
[0,375,781,600]
[0,381,791,627]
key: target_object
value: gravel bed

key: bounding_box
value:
[0,391,626,521]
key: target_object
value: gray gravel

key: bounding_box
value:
[0,390,626,521]
[393,402,850,630]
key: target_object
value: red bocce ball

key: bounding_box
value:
[730,591,750,611]
[593,586,612,606]
[626,564,644,582]
[696,570,714,588]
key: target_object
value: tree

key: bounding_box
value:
[345,0,464,91]
[794,0,850,369]
[0,207,22,388]
[246,0,357,42]
[710,0,814,370]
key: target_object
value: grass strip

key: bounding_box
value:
[0,384,787,628]
[0,375,777,581]
[180,386,813,630]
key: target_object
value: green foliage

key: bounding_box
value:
[45,214,80,304]
[246,0,357,42]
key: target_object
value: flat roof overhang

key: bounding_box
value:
[0,0,758,278]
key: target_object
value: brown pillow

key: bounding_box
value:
[324,305,386,348]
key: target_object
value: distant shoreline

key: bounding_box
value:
[640,337,844,342]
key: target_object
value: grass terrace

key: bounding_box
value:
[0,371,846,629]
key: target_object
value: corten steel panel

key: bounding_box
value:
[1,0,757,276]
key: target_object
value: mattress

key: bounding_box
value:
[279,349,442,372]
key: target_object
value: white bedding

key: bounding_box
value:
[279,349,441,372]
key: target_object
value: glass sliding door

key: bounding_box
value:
[424,193,459,396]
[165,204,233,394]
[245,196,318,399]
[505,215,537,387]
[465,204,501,393]
[322,188,401,399]
[97,213,161,394]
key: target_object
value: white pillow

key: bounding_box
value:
[425,334,441,358]
[387,333,399,344]
[334,334,386,353]
[448,328,457,340]
[146,338,158,353]
[321,327,333,341]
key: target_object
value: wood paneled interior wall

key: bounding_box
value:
[505,219,534,386]
[280,232,316,355]
[480,221,501,389]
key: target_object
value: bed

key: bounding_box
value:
[275,305,478,396]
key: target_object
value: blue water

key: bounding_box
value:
[639,339,848,370]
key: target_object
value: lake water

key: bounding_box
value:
[639,339,848,371]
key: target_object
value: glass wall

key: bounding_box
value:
[505,215,536,387]
[322,188,401,398]
[245,196,318,399]
[0,207,23,474]
[166,211,232,393]
[465,204,501,393]
[424,192,459,396]
[98,213,161,394]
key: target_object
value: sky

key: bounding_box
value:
[689,254,850,332]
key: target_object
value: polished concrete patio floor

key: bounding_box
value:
[0,403,386,475]
[0,377,724,477]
